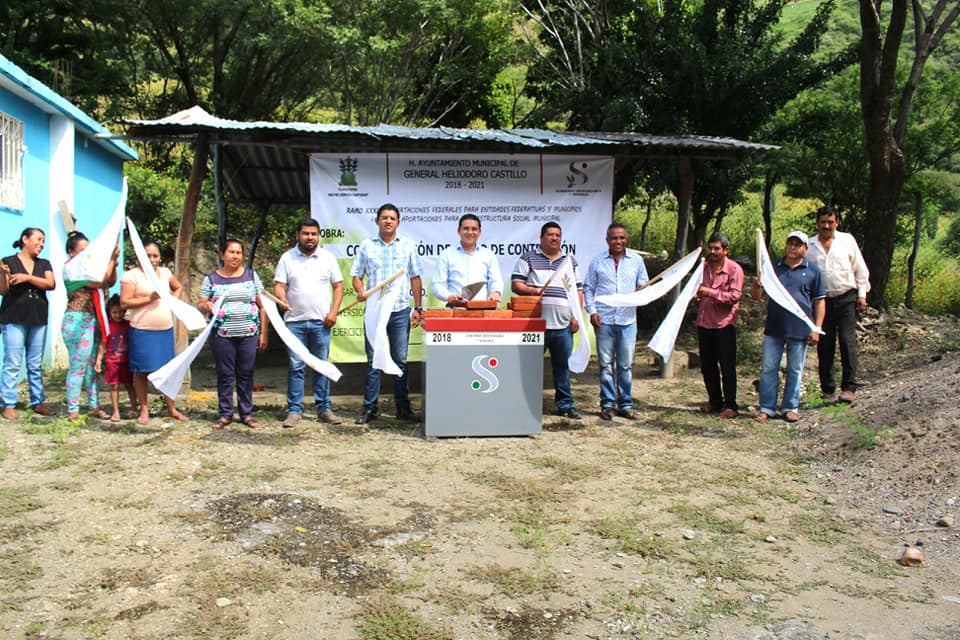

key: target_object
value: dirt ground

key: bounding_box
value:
[1,305,959,640]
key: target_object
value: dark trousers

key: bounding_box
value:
[698,325,738,410]
[209,333,258,420]
[818,290,859,394]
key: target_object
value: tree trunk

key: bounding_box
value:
[247,205,269,269]
[176,134,209,300]
[214,144,228,253]
[171,134,209,389]
[860,160,905,309]
[905,189,922,309]
[762,171,775,252]
[639,191,653,251]
[673,157,693,260]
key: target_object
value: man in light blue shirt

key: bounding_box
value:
[431,214,503,305]
[350,203,423,425]
[583,223,649,421]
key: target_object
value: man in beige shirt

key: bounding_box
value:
[807,206,870,403]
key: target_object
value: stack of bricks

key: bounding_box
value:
[424,299,513,318]
[507,295,542,318]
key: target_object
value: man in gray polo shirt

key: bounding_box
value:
[274,218,344,427]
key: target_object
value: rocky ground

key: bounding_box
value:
[0,304,958,640]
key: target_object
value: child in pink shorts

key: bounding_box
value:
[95,295,138,422]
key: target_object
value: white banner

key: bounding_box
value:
[309,153,613,362]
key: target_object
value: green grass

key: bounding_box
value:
[822,404,894,449]
[788,512,849,545]
[511,501,567,555]
[468,564,561,598]
[356,597,452,640]
[590,516,673,559]
[529,455,602,482]
[26,415,82,445]
[668,501,746,536]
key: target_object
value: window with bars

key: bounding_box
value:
[0,112,25,210]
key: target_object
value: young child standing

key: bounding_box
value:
[95,295,138,422]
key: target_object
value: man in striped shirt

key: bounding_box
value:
[512,222,583,420]
[584,223,649,421]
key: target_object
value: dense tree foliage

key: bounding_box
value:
[523,0,854,249]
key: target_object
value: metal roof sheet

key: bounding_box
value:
[112,106,778,206]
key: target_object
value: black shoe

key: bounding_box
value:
[600,407,615,421]
[356,408,378,425]
[558,408,582,420]
[396,407,422,422]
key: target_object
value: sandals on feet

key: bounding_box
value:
[110,414,121,423]
[168,410,188,421]
[240,417,259,429]
[90,408,110,420]
[212,417,231,430]
[137,413,150,425]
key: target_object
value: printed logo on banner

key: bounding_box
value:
[470,355,500,393]
[559,160,601,195]
[566,161,589,187]
[338,157,359,187]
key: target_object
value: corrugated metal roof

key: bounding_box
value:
[0,53,138,161]
[112,106,778,206]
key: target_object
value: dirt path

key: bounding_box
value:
[1,310,959,640]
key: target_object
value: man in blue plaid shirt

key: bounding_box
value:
[583,223,648,421]
[350,203,423,425]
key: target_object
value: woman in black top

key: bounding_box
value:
[0,227,56,419]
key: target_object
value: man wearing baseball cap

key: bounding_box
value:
[751,231,825,423]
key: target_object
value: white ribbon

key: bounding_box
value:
[125,217,207,330]
[363,274,404,376]
[260,296,342,382]
[595,247,701,308]
[554,256,591,373]
[757,229,825,335]
[648,259,705,362]
[62,180,126,286]
[148,297,224,399]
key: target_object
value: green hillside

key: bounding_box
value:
[781,0,960,67]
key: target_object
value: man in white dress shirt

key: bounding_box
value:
[431,214,503,306]
[807,206,870,403]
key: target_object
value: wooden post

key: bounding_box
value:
[57,201,76,233]
[173,133,210,390]
[663,157,694,379]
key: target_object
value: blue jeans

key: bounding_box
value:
[2,323,46,407]
[759,335,808,416]
[597,323,637,410]
[363,309,411,412]
[544,328,575,411]
[286,320,333,414]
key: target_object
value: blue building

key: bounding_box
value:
[0,53,137,367]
